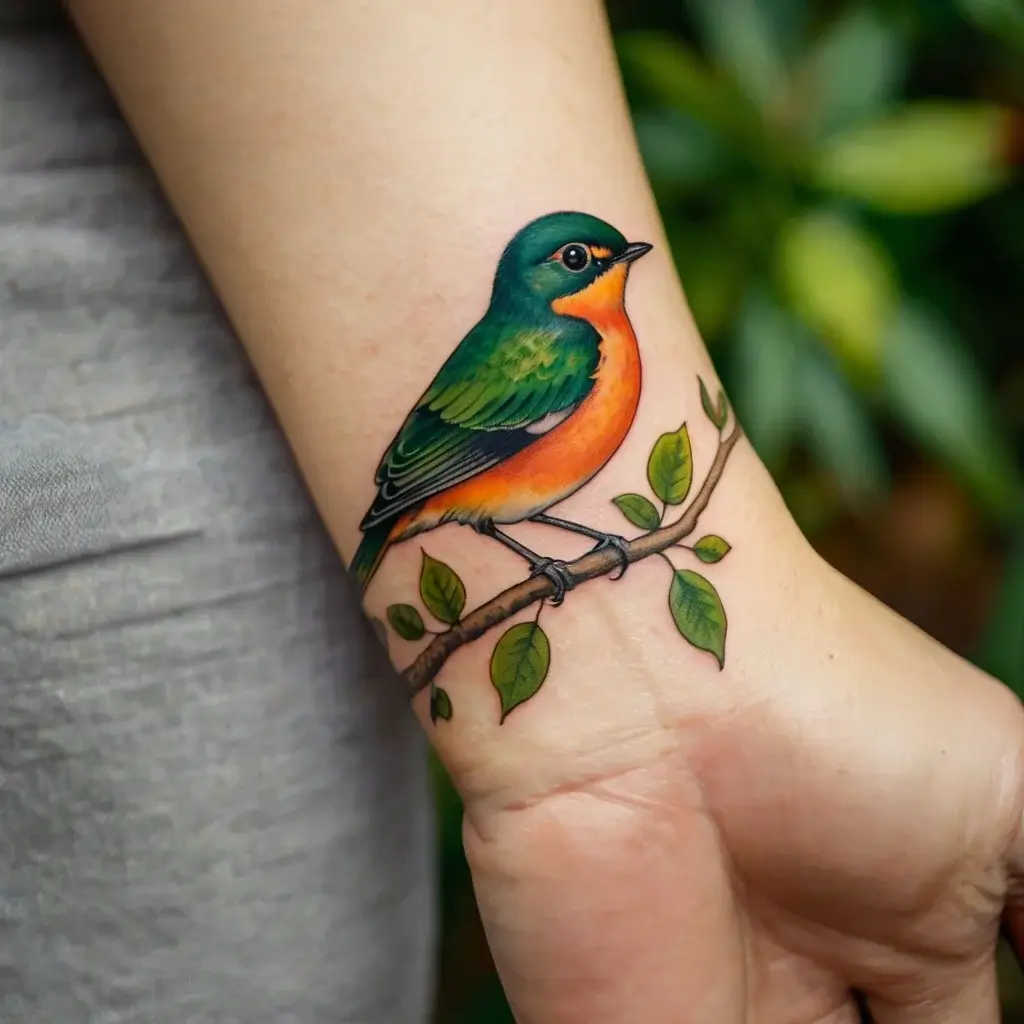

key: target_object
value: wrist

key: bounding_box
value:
[405,424,815,821]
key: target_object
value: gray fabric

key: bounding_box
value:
[0,14,434,1024]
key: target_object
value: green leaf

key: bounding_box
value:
[430,686,453,724]
[634,108,724,188]
[798,346,888,501]
[698,377,729,430]
[616,32,761,152]
[419,552,466,625]
[882,302,1020,517]
[455,972,517,1024]
[386,604,426,642]
[647,424,693,506]
[814,103,1013,214]
[957,0,1024,52]
[670,227,745,342]
[668,569,728,668]
[687,0,789,112]
[693,535,732,563]
[370,617,389,651]
[428,752,463,870]
[730,287,801,466]
[980,526,1024,699]
[804,8,906,139]
[490,621,551,723]
[612,493,662,531]
[755,0,809,59]
[777,209,897,378]
[699,377,717,423]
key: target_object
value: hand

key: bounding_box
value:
[449,537,1024,1023]
[67,6,1021,1017]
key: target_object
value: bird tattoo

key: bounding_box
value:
[351,211,652,604]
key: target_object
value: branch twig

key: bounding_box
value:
[403,425,744,695]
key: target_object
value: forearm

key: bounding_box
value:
[68,0,806,769]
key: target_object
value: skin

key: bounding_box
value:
[70,2,1024,1021]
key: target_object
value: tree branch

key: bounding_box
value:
[403,425,744,695]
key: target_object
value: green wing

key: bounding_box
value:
[360,319,598,529]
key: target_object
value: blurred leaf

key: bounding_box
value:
[429,752,465,870]
[957,0,1024,51]
[760,0,810,58]
[634,108,724,187]
[815,103,1014,213]
[455,973,516,1024]
[882,302,1021,516]
[798,346,889,501]
[617,32,763,153]
[777,209,898,377]
[686,0,790,111]
[780,472,845,536]
[673,228,746,341]
[731,287,802,465]
[804,7,907,138]
[981,526,1024,699]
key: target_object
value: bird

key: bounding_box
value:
[351,210,652,604]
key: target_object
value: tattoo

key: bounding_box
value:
[354,212,742,724]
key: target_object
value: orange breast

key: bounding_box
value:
[399,266,642,533]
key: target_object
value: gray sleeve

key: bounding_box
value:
[0,11,435,1023]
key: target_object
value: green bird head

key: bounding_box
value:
[492,211,652,309]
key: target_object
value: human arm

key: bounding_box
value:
[69,3,1024,1021]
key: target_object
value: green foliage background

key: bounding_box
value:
[434,0,1024,1018]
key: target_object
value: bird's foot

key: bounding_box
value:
[529,558,576,607]
[588,533,631,580]
[472,518,495,536]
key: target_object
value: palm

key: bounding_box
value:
[458,556,1024,1023]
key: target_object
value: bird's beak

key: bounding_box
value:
[611,242,653,265]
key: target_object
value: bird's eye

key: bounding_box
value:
[559,244,591,272]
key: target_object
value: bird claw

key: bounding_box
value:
[529,558,576,606]
[589,534,631,580]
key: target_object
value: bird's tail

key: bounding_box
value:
[350,520,393,591]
